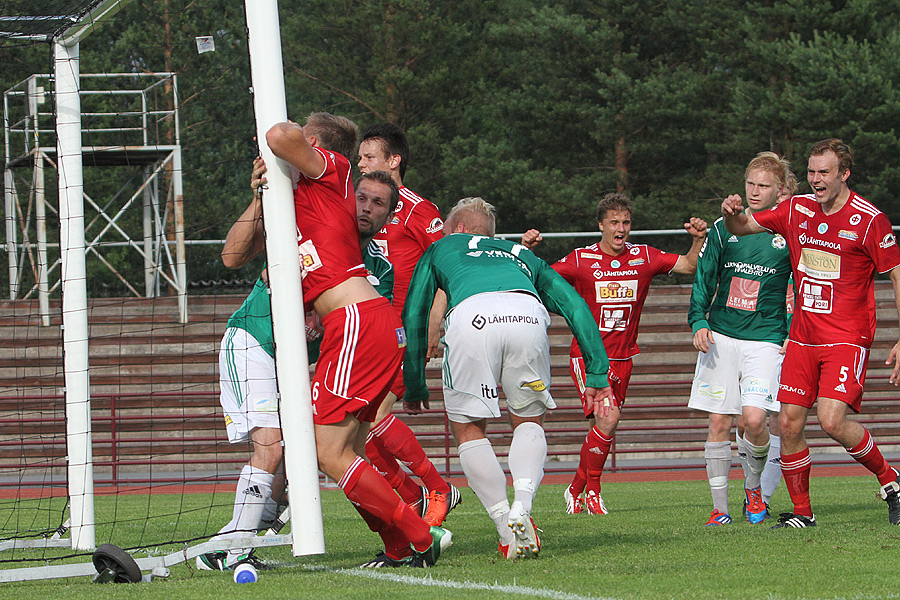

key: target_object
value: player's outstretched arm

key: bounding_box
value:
[520,229,543,250]
[221,157,267,269]
[721,194,765,237]
[584,386,614,420]
[673,217,708,274]
[265,121,326,179]
[886,266,900,385]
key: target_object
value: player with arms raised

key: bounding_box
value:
[524,194,707,515]
[723,138,900,527]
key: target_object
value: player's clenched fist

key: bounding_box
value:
[721,194,744,216]
[685,217,708,238]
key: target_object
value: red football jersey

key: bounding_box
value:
[753,192,900,347]
[293,148,367,310]
[553,242,679,360]
[372,186,443,314]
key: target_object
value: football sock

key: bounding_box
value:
[365,432,421,504]
[339,456,432,552]
[569,435,590,497]
[846,428,897,486]
[743,434,770,490]
[458,437,512,543]
[761,434,782,503]
[735,432,751,481]
[705,441,732,514]
[781,447,813,517]
[372,414,450,494]
[508,422,546,514]
[583,427,613,496]
[354,505,413,560]
[219,464,273,537]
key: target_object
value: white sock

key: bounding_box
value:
[459,437,512,544]
[508,422,546,514]
[761,434,782,503]
[216,465,273,564]
[743,434,770,490]
[705,441,732,514]
[735,432,751,480]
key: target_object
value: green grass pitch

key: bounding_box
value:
[3,477,899,600]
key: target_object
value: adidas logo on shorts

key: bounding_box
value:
[834,383,847,393]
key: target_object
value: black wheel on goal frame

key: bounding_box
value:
[92,544,142,583]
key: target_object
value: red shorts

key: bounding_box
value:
[388,362,406,399]
[312,297,405,425]
[777,340,868,412]
[570,356,633,418]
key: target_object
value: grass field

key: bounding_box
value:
[3,477,900,600]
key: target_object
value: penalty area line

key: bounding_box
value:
[302,564,620,600]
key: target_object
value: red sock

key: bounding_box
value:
[584,427,613,495]
[781,448,813,517]
[354,505,413,560]
[366,433,421,504]
[846,428,897,485]
[569,435,589,496]
[339,457,432,551]
[372,414,450,494]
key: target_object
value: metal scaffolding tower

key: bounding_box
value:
[3,71,187,323]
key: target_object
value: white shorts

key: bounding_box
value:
[688,330,782,415]
[442,292,555,422]
[219,327,280,443]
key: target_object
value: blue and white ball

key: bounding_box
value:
[233,563,258,584]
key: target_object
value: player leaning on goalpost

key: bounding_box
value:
[202,160,408,569]
[723,138,900,527]
[265,112,449,566]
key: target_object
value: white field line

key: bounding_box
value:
[302,564,620,600]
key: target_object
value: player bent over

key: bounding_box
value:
[266,113,449,565]
[523,194,706,515]
[357,122,460,526]
[689,152,793,526]
[202,164,406,568]
[403,197,613,558]
[723,138,900,527]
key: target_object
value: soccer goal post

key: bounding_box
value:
[244,0,325,557]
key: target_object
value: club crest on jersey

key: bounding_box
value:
[772,235,786,249]
[395,200,403,212]
[881,233,897,249]
[838,230,858,241]
[426,217,444,234]
[817,223,828,234]
[850,214,862,225]
[610,260,621,268]
[795,203,815,217]
[629,247,640,256]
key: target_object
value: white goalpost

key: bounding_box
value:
[0,0,324,582]
[244,0,325,557]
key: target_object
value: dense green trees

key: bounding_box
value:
[3,0,900,292]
